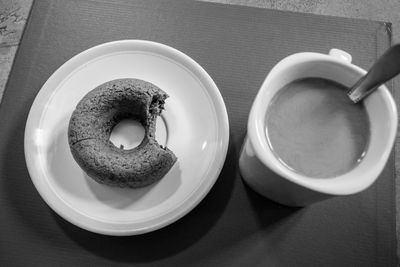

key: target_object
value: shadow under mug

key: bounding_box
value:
[239,49,397,207]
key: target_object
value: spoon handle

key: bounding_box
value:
[347,44,400,103]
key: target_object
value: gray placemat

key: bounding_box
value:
[0,0,396,265]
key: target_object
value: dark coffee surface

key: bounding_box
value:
[0,0,396,266]
[266,78,370,178]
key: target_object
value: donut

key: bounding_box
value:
[68,78,177,188]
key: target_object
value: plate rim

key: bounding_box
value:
[24,40,229,235]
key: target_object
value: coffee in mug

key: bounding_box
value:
[265,77,370,178]
[239,49,397,206]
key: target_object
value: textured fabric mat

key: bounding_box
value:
[0,0,395,265]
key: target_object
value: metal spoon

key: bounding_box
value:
[347,44,400,103]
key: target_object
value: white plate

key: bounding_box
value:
[24,40,229,235]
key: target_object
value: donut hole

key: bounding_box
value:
[109,119,145,150]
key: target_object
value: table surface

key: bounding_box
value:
[1,0,399,260]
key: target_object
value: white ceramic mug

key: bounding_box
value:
[239,49,397,206]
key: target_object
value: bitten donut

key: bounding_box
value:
[68,78,177,188]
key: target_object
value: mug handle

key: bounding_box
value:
[329,48,352,63]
